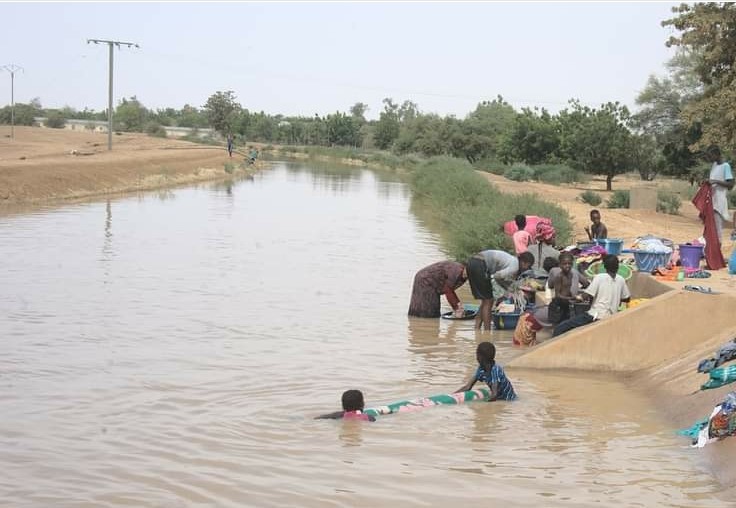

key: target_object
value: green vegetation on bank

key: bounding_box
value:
[410,157,572,261]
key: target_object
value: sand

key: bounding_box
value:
[0,126,260,207]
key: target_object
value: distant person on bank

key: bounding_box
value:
[408,261,468,318]
[226,133,234,158]
[466,250,534,331]
[552,254,630,337]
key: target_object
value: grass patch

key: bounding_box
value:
[657,190,681,215]
[579,190,602,206]
[224,162,235,174]
[410,157,572,261]
[606,189,630,209]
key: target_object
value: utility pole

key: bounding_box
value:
[86,39,139,150]
[2,64,23,140]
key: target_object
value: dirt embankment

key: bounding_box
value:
[0,126,263,207]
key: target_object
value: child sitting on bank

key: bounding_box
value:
[315,389,376,421]
[456,342,517,401]
[585,209,608,241]
[547,252,590,324]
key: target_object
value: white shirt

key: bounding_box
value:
[585,273,630,320]
[710,162,733,219]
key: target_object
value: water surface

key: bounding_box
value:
[0,162,726,507]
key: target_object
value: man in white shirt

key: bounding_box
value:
[552,255,631,337]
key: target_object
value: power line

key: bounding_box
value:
[86,38,140,150]
[1,64,24,140]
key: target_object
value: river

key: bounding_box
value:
[0,161,728,507]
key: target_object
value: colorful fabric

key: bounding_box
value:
[679,392,736,447]
[363,388,492,417]
[692,183,727,269]
[475,363,517,400]
[408,261,466,317]
[701,364,736,390]
[535,222,556,242]
[513,311,543,346]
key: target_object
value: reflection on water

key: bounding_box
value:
[0,162,729,507]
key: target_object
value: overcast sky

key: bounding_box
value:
[0,2,680,119]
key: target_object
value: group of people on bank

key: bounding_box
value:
[408,210,629,339]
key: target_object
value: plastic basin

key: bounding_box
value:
[594,238,624,255]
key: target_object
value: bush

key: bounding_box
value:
[473,158,507,175]
[224,162,235,174]
[503,163,535,182]
[45,111,66,129]
[579,190,602,206]
[145,121,167,138]
[410,157,572,261]
[533,164,587,185]
[606,190,630,209]
[657,190,681,215]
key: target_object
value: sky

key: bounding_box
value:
[0,1,681,120]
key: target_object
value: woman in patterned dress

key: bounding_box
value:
[408,261,467,318]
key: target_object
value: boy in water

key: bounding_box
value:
[585,210,608,241]
[512,215,532,254]
[456,342,516,401]
[315,389,376,421]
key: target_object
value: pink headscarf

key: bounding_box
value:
[535,221,556,243]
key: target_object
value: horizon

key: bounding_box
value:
[1,2,679,120]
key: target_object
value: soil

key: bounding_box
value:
[0,126,262,208]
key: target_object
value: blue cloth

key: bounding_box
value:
[475,364,517,401]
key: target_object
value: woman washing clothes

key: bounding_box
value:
[408,261,467,318]
[530,222,560,272]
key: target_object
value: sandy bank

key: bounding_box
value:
[0,126,263,207]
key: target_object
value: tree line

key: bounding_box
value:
[1,3,734,190]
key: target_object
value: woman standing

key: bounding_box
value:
[408,261,467,318]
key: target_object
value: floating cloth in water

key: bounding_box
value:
[702,364,736,390]
[363,388,491,417]
[677,417,710,440]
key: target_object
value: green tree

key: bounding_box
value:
[558,101,635,190]
[349,102,369,125]
[45,110,66,128]
[459,96,517,163]
[115,96,148,132]
[373,98,400,149]
[325,111,363,146]
[500,107,560,164]
[663,3,736,149]
[203,90,241,134]
[633,49,704,177]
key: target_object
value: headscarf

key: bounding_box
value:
[535,221,556,243]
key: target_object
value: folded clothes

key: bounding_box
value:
[698,340,736,373]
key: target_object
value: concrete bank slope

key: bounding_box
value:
[509,273,736,488]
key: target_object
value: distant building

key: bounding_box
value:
[33,117,216,139]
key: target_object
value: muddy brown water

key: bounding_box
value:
[0,162,729,507]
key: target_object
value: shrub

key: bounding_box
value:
[579,190,602,206]
[45,111,66,129]
[145,121,167,138]
[657,190,681,215]
[503,163,535,182]
[533,164,587,185]
[473,158,507,175]
[224,162,235,174]
[606,190,630,209]
[410,157,572,260]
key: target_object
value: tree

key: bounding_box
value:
[203,90,241,134]
[115,96,148,132]
[325,111,362,146]
[459,96,517,163]
[500,108,560,164]
[373,98,400,149]
[349,102,368,125]
[45,110,66,129]
[663,3,736,149]
[558,101,635,190]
